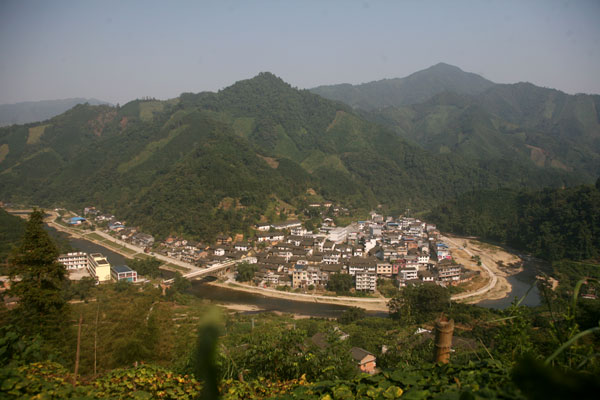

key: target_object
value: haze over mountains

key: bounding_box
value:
[0,98,110,127]
[0,63,598,240]
[311,63,496,110]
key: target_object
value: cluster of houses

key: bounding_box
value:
[74,205,473,294]
[240,212,473,292]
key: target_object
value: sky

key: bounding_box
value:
[0,0,599,105]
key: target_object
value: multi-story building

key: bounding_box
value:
[355,271,377,292]
[58,252,88,270]
[438,265,461,281]
[88,253,112,282]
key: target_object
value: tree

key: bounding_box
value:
[7,210,69,339]
[128,257,162,278]
[389,284,450,323]
[338,307,366,324]
[327,273,354,294]
[235,262,258,282]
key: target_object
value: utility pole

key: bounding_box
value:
[73,313,83,384]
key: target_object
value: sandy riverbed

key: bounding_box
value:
[443,235,523,303]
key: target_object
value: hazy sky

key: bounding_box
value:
[1,0,599,105]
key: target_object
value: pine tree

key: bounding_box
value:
[7,209,69,340]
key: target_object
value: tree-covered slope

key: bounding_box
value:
[0,72,586,241]
[428,182,600,261]
[0,209,25,264]
[366,84,600,183]
[311,63,495,111]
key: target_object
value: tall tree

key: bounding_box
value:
[7,209,69,341]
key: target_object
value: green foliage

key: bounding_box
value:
[94,364,202,399]
[278,359,524,400]
[337,307,366,325]
[7,210,71,344]
[0,361,202,400]
[430,183,600,261]
[128,257,162,278]
[327,273,354,294]
[236,262,259,282]
[388,284,450,323]
[0,209,25,266]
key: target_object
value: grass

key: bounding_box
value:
[85,232,106,241]
[27,124,49,144]
[164,263,190,272]
[0,144,8,163]
[134,253,152,260]
[139,101,164,121]
[117,125,188,173]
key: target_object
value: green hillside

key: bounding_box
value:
[0,72,586,241]
[0,209,25,264]
[311,63,495,110]
[428,181,600,261]
[366,85,600,183]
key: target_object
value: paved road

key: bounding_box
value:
[443,236,498,301]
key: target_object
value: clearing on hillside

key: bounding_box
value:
[27,124,49,144]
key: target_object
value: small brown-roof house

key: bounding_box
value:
[350,347,376,374]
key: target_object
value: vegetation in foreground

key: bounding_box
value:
[1,210,599,399]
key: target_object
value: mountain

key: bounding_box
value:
[0,98,111,127]
[365,83,600,182]
[0,73,581,241]
[310,63,495,110]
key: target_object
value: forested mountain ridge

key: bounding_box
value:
[0,98,110,127]
[311,63,600,183]
[0,73,584,241]
[428,181,600,261]
[311,62,495,111]
[364,83,600,183]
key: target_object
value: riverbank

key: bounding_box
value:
[443,235,523,304]
[206,279,391,312]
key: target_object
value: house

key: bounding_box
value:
[350,347,376,374]
[271,220,302,230]
[87,253,111,282]
[233,242,250,252]
[133,233,154,247]
[58,252,88,270]
[69,216,87,225]
[256,232,285,243]
[438,264,461,281]
[255,223,271,231]
[376,262,393,276]
[111,265,138,282]
[355,271,377,292]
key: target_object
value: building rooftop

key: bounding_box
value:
[112,265,133,274]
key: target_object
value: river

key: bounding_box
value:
[477,263,541,309]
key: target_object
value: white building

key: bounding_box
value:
[87,253,112,282]
[58,252,88,270]
[355,272,377,291]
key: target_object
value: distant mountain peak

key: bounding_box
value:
[310,63,495,110]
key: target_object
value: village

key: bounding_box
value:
[56,204,478,295]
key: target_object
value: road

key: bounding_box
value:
[443,236,498,301]
[9,209,203,275]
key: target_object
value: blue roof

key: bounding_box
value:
[112,265,133,274]
[70,217,86,222]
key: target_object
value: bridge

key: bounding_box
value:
[163,258,245,284]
